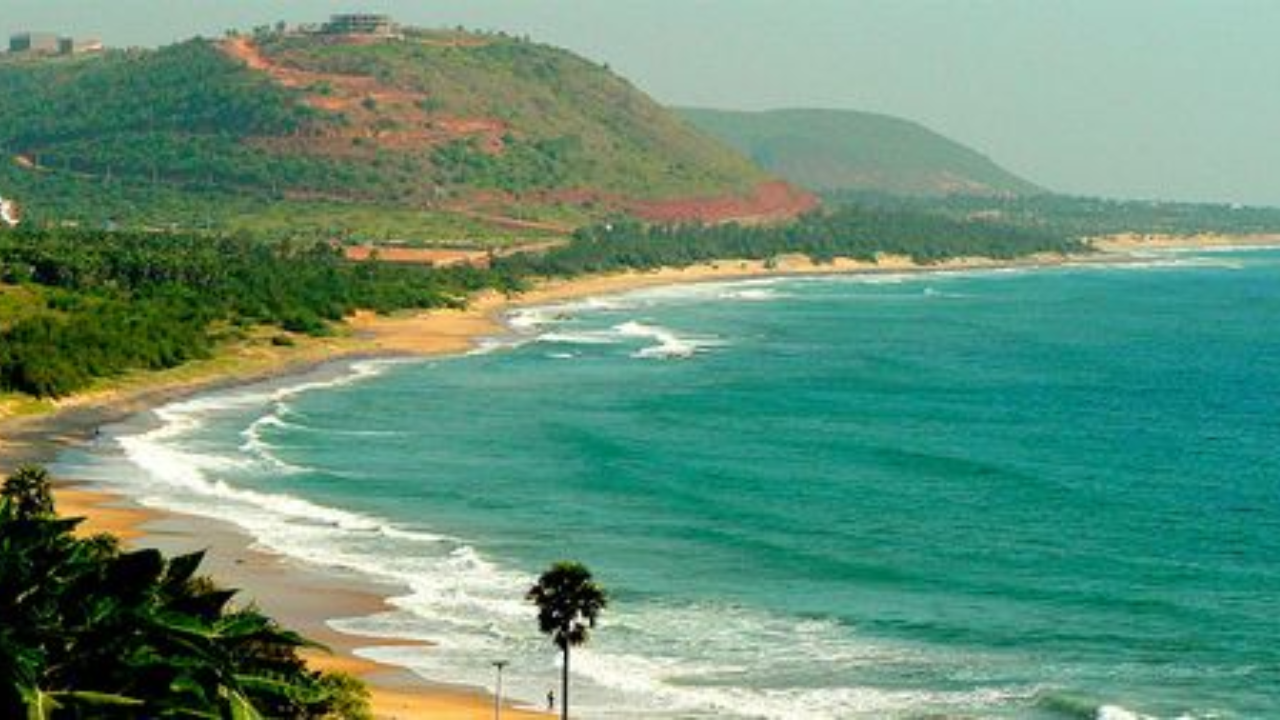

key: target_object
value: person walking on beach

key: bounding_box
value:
[546,689,555,712]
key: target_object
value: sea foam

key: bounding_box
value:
[104,362,1039,718]
[614,320,723,359]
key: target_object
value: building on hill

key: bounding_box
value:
[9,32,60,54]
[8,32,104,55]
[58,36,104,55]
[321,13,399,37]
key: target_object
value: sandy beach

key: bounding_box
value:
[1091,231,1280,252]
[52,483,550,720]
[4,235,1279,718]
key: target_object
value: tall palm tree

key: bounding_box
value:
[526,561,608,720]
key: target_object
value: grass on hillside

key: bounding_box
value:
[0,28,768,236]
[259,30,765,199]
[0,161,569,246]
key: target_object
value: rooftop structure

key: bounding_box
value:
[58,37,104,55]
[9,31,104,55]
[321,13,399,37]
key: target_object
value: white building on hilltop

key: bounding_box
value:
[0,195,20,227]
[320,14,400,38]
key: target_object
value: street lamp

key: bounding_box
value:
[491,660,509,720]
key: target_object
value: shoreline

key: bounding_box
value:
[3,235,1278,717]
[53,482,549,719]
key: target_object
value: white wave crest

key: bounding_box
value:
[1096,705,1159,720]
[230,360,404,473]
[538,330,621,346]
[614,321,723,359]
[100,342,1039,719]
[722,287,788,301]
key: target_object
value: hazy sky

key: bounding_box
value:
[4,1,1278,206]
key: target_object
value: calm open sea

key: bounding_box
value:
[59,248,1280,718]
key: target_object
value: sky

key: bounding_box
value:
[3,0,1278,206]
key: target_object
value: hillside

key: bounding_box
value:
[681,107,1041,198]
[0,28,810,244]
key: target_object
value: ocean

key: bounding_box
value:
[57,248,1280,718]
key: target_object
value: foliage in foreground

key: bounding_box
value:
[0,465,372,719]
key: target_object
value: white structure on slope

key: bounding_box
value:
[0,195,20,227]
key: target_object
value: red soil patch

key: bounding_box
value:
[343,240,565,267]
[630,181,819,225]
[220,37,507,153]
[221,39,813,229]
[343,245,491,268]
[440,183,815,233]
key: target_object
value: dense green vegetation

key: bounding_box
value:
[681,107,1041,197]
[0,465,371,718]
[0,227,523,396]
[0,28,766,239]
[499,207,1086,277]
[0,161,562,246]
[431,136,581,193]
[823,191,1280,237]
[0,41,316,145]
[261,29,764,198]
[0,41,357,201]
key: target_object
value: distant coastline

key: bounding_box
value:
[4,233,1279,716]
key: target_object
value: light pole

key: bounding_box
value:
[492,659,509,720]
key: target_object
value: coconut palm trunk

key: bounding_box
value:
[561,643,570,720]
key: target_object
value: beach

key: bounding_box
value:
[4,234,1279,718]
[51,485,548,719]
[1092,231,1280,252]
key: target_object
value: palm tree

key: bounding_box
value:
[0,465,371,719]
[0,465,55,519]
[526,561,608,720]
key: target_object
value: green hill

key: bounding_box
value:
[0,29,794,244]
[680,107,1041,197]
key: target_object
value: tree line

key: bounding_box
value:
[1,206,1083,398]
[821,190,1280,237]
[0,228,524,397]
[497,206,1086,277]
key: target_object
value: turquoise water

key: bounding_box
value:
[61,249,1280,718]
